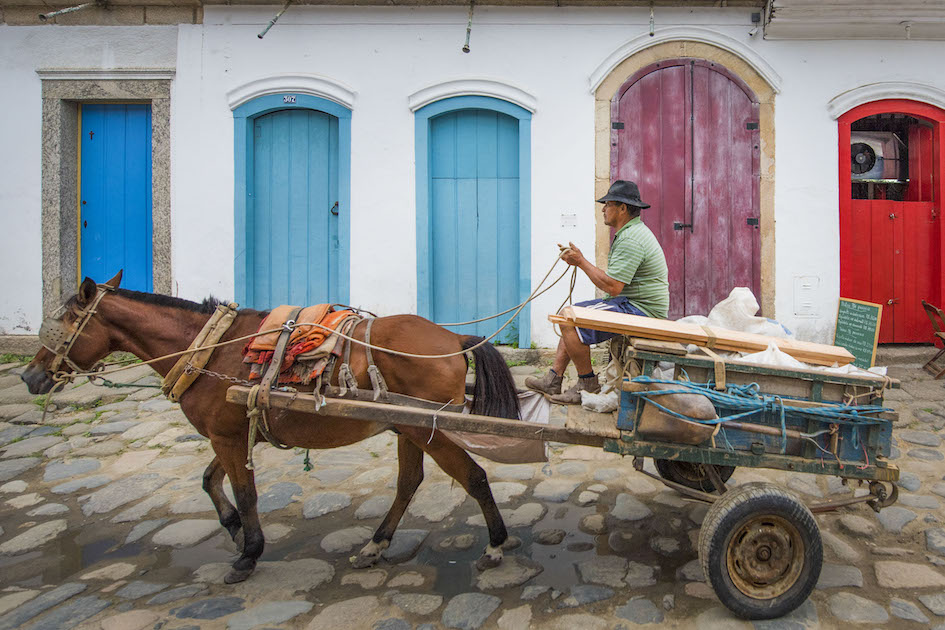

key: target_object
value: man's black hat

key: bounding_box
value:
[596,180,650,209]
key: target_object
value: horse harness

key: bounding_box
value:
[38,283,117,377]
[42,288,462,471]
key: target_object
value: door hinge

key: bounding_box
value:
[673,222,693,232]
[612,122,624,130]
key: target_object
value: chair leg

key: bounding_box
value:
[924,348,945,379]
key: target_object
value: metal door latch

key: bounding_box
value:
[889,213,897,219]
[673,222,693,231]
[746,217,759,228]
[887,298,899,306]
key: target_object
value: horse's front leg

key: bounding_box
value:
[202,455,242,548]
[212,437,265,584]
[398,427,508,571]
[353,433,424,568]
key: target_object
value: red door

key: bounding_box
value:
[611,59,761,319]
[839,101,945,343]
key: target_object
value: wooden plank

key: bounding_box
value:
[554,306,855,366]
[626,347,898,389]
[565,407,619,439]
[631,338,688,355]
[603,437,899,482]
[226,386,606,447]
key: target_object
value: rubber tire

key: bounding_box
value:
[654,459,735,493]
[698,482,822,620]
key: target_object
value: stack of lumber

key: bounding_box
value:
[550,305,854,367]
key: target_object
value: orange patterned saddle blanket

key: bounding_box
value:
[242,304,358,384]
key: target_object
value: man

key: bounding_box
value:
[526,180,669,404]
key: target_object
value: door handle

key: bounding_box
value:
[329,202,339,216]
[887,298,899,305]
[889,213,897,219]
[673,222,693,232]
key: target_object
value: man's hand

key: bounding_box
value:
[558,242,585,267]
[558,242,625,297]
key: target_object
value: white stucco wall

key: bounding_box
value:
[0,25,177,335]
[175,6,757,347]
[3,8,945,346]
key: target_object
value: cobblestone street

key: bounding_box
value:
[1,352,945,629]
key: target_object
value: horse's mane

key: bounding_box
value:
[67,288,226,315]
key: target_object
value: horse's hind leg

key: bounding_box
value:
[353,433,424,569]
[203,456,242,547]
[213,438,265,584]
[400,427,508,571]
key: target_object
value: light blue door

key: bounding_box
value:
[79,104,152,292]
[249,108,339,308]
[430,109,521,342]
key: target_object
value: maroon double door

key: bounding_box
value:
[611,59,761,319]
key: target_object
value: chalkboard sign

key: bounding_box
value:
[834,298,883,369]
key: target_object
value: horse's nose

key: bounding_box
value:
[21,364,54,395]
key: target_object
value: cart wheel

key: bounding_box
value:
[698,482,822,620]
[655,459,735,492]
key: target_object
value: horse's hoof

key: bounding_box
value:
[224,567,254,584]
[475,554,503,571]
[350,552,380,569]
[351,539,388,569]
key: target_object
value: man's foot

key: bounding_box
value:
[550,375,601,405]
[525,369,563,396]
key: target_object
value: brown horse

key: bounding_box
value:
[22,272,519,583]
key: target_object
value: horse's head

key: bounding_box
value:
[22,271,123,394]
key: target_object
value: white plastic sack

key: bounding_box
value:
[735,342,807,369]
[581,389,619,413]
[707,287,792,339]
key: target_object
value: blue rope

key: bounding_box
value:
[626,376,890,428]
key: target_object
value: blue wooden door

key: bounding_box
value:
[249,109,339,308]
[430,110,520,342]
[79,104,152,292]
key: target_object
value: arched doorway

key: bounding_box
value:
[415,96,532,346]
[839,99,945,343]
[611,58,761,319]
[233,94,351,309]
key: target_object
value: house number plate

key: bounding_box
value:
[283,95,297,104]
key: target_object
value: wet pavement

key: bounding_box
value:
[0,354,944,629]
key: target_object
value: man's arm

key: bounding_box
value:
[559,242,625,296]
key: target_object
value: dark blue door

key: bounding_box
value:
[430,109,520,342]
[249,109,339,308]
[80,104,152,292]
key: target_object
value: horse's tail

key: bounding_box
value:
[461,336,520,420]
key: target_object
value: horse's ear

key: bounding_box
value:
[77,277,97,306]
[104,270,123,289]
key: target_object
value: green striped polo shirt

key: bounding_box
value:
[607,217,670,318]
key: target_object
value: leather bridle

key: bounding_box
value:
[38,284,116,376]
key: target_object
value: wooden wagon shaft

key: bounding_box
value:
[552,307,856,366]
[226,386,606,448]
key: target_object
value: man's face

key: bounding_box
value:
[602,201,625,227]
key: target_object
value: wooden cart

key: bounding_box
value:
[226,340,899,621]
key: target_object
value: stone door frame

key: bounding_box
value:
[38,69,173,317]
[593,41,776,316]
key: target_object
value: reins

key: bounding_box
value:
[50,249,580,387]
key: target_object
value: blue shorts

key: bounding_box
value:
[573,297,647,345]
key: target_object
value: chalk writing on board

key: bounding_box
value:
[834,299,882,369]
